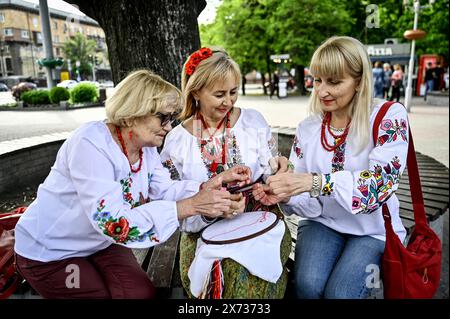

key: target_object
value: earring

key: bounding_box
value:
[194,99,199,108]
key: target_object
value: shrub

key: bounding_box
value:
[70,83,98,103]
[20,90,51,105]
[49,87,70,104]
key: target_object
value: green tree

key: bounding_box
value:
[200,0,352,94]
[62,33,96,80]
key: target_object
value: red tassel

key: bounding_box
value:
[209,259,223,299]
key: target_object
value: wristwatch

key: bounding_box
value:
[310,173,321,198]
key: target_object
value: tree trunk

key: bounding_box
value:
[296,65,306,95]
[68,0,206,87]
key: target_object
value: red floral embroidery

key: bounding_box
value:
[105,217,130,243]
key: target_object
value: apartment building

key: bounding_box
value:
[0,0,109,79]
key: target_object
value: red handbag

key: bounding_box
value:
[373,101,442,299]
[0,206,27,299]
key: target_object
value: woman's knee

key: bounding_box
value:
[294,272,324,299]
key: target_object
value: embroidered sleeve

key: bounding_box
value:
[68,138,182,248]
[282,124,323,218]
[320,103,409,215]
[162,158,181,181]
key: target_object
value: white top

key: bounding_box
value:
[282,101,408,242]
[160,108,277,232]
[14,121,201,262]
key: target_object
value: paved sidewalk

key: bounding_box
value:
[0,95,448,167]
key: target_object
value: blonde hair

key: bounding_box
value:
[180,47,241,120]
[105,69,182,127]
[308,36,373,154]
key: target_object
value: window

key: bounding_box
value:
[53,21,58,30]
[0,13,5,23]
[63,23,67,33]
[54,35,60,43]
[3,28,13,36]
[33,17,39,28]
[36,32,42,42]
[55,47,60,56]
[21,30,29,38]
[5,57,12,71]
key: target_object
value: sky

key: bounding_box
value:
[23,0,220,24]
[22,0,87,16]
[197,0,221,25]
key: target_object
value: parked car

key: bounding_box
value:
[0,82,9,92]
[79,80,100,89]
[57,80,78,89]
[11,82,37,100]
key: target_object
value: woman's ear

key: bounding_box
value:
[192,91,200,101]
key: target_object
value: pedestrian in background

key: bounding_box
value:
[372,61,385,98]
[424,62,435,101]
[383,63,392,100]
[390,64,404,102]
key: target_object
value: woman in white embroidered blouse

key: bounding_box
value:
[160,47,292,298]
[253,36,409,299]
[14,70,240,299]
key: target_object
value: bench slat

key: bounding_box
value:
[398,184,449,197]
[147,230,181,291]
[396,188,449,203]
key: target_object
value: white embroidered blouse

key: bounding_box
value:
[281,101,408,242]
[160,108,277,233]
[14,121,201,262]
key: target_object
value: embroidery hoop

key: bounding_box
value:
[200,210,282,245]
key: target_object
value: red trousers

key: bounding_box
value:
[15,244,155,299]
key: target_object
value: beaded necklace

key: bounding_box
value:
[115,126,143,173]
[320,112,351,152]
[196,111,231,175]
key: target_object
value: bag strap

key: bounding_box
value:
[373,101,428,226]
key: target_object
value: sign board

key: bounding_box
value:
[60,71,70,81]
[270,54,290,60]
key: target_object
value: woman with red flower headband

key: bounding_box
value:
[160,47,292,299]
[14,70,236,299]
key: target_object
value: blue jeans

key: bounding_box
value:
[294,220,385,299]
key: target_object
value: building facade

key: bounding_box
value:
[0,0,109,80]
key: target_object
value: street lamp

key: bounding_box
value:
[403,0,435,112]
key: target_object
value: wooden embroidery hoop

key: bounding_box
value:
[200,210,283,245]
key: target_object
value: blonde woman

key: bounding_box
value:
[253,36,408,298]
[14,70,234,299]
[160,47,292,298]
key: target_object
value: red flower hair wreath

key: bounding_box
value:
[185,47,213,76]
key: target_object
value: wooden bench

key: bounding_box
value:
[132,230,184,299]
[282,151,449,298]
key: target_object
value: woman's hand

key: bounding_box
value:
[207,165,252,188]
[223,193,246,219]
[265,172,315,198]
[252,183,288,206]
[268,156,294,175]
[176,177,231,220]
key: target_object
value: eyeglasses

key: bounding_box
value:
[155,112,179,127]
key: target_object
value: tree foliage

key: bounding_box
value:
[201,0,449,78]
[62,33,96,79]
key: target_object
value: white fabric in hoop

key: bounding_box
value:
[201,211,278,243]
[188,211,285,298]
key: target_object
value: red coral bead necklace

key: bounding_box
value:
[115,126,143,173]
[320,112,351,152]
